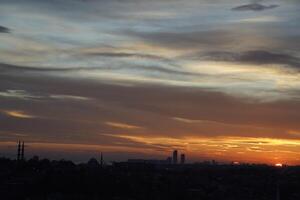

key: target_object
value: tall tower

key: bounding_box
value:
[180,154,185,164]
[173,150,178,164]
[17,141,21,161]
[21,141,25,161]
[100,152,104,167]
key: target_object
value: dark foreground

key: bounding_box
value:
[1,157,300,200]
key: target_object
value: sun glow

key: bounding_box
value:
[103,134,300,165]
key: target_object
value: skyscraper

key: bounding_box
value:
[173,150,178,164]
[180,154,185,164]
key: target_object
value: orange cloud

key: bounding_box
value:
[105,122,142,130]
[2,110,36,119]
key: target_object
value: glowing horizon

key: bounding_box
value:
[1,135,300,165]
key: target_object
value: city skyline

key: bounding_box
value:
[1,0,300,165]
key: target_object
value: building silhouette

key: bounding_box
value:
[173,150,178,164]
[180,154,185,164]
[166,156,172,164]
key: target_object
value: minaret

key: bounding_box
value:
[100,152,104,167]
[21,141,25,161]
[17,141,21,161]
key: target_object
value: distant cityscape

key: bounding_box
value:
[127,150,185,165]
[15,141,189,166]
[13,141,288,168]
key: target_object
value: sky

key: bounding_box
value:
[0,0,300,165]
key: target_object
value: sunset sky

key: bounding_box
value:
[1,0,300,164]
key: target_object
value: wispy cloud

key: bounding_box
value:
[172,117,265,129]
[0,89,90,101]
[105,122,142,130]
[232,16,282,23]
[0,90,42,100]
[49,95,90,101]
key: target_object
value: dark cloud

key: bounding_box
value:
[198,50,300,69]
[82,51,182,69]
[0,26,10,33]
[123,30,234,50]
[84,51,172,62]
[232,3,279,11]
[0,62,197,77]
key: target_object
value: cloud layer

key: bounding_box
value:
[0,0,300,164]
